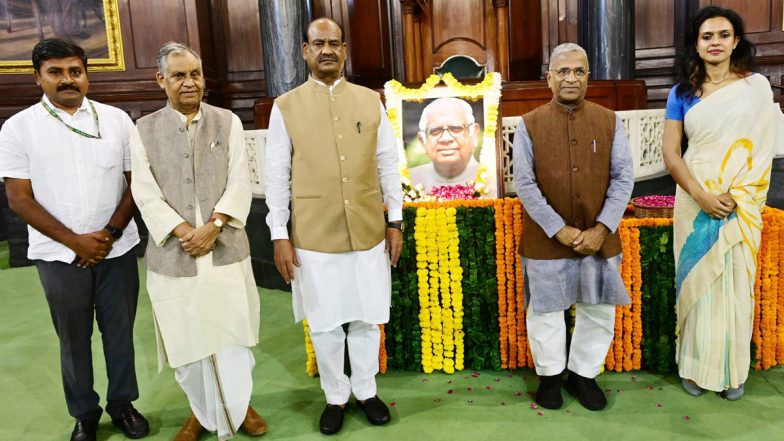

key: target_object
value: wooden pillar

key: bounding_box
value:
[493,0,510,79]
[414,13,424,81]
[401,0,418,82]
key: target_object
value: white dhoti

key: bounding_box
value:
[292,240,390,403]
[175,346,255,441]
[147,253,260,438]
[526,303,616,378]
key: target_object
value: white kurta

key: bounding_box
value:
[264,79,403,333]
[131,108,259,369]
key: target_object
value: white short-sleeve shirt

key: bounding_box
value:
[0,95,140,262]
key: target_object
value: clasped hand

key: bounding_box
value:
[555,224,609,256]
[174,222,219,257]
[695,190,736,220]
[71,230,114,268]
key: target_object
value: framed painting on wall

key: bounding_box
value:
[0,0,124,73]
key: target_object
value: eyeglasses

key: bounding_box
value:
[550,67,589,79]
[422,124,469,139]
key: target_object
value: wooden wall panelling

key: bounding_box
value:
[494,0,510,79]
[0,0,206,126]
[400,1,419,82]
[309,0,394,89]
[636,0,784,108]
[206,0,266,127]
[507,0,543,80]
[706,0,770,33]
[343,0,394,88]
[499,80,647,117]
[634,0,679,108]
[421,0,498,76]
[540,0,578,75]
[414,13,424,81]
[635,0,674,51]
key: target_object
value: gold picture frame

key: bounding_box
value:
[0,0,124,74]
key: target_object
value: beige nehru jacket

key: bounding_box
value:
[135,104,250,277]
[275,78,386,253]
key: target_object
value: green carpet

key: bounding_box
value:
[1,261,783,440]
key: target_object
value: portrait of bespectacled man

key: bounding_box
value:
[403,96,496,197]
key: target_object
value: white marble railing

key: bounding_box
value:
[501,109,667,193]
[246,108,668,198]
[244,129,268,197]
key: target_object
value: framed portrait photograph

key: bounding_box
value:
[384,72,502,200]
[0,0,124,73]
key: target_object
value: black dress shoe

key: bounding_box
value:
[71,419,99,441]
[110,404,150,439]
[357,396,391,425]
[566,370,607,411]
[319,403,347,435]
[535,372,564,409]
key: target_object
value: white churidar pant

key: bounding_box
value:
[526,303,616,378]
[309,321,380,405]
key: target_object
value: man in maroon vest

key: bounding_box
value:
[512,43,634,411]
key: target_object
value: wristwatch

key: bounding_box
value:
[387,221,403,231]
[210,218,224,232]
[104,223,123,239]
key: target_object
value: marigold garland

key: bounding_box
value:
[495,200,509,368]
[513,202,527,368]
[303,320,318,377]
[630,227,643,370]
[414,206,464,373]
[379,324,388,374]
[504,199,518,368]
[302,204,784,375]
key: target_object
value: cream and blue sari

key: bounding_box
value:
[673,73,778,391]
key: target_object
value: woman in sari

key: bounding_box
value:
[663,6,778,400]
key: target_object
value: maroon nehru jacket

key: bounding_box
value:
[518,99,622,260]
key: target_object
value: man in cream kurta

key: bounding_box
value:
[265,18,403,435]
[130,42,266,441]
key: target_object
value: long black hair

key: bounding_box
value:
[675,6,755,98]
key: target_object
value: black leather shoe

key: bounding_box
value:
[357,396,391,425]
[110,404,150,439]
[566,370,607,411]
[319,404,347,435]
[71,419,99,441]
[535,372,564,409]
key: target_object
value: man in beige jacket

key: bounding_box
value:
[265,18,403,435]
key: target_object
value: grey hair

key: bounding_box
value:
[418,97,476,132]
[156,41,201,74]
[548,43,589,70]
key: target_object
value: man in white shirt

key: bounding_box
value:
[265,18,403,435]
[0,39,148,441]
[131,42,266,441]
